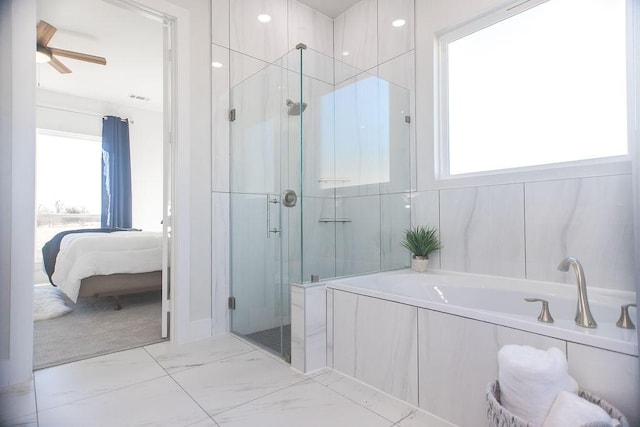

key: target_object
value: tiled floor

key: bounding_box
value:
[0,335,454,427]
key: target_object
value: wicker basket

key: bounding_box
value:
[486,381,630,427]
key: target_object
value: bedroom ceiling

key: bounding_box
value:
[298,0,362,18]
[36,0,164,112]
[35,0,357,112]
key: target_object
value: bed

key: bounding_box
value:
[42,229,163,309]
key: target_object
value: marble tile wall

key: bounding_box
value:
[333,290,419,405]
[211,192,230,335]
[211,44,230,193]
[230,0,288,63]
[417,309,566,427]
[439,183,526,278]
[567,343,640,426]
[524,174,635,291]
[334,0,378,72]
[290,285,305,371]
[290,283,327,373]
[377,51,416,191]
[211,0,334,336]
[381,193,412,270]
[410,174,635,292]
[229,193,281,335]
[332,0,415,277]
[287,0,333,57]
[410,190,440,268]
[335,195,382,276]
[377,0,414,64]
[326,288,334,368]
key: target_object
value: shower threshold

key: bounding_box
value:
[241,324,291,362]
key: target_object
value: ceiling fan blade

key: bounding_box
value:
[48,56,72,74]
[49,47,107,66]
[36,20,57,46]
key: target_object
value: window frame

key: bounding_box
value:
[434,0,633,183]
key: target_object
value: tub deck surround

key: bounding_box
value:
[325,269,638,356]
[291,282,327,373]
[317,269,639,427]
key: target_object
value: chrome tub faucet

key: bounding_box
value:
[557,256,597,328]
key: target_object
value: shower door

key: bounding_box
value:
[229,51,302,361]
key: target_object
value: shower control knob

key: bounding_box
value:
[283,190,297,207]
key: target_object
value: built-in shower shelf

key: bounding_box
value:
[317,178,351,183]
[318,218,352,223]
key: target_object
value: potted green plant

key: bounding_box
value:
[401,226,441,272]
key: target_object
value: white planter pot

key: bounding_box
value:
[411,256,429,272]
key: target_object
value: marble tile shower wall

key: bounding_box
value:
[211,0,335,334]
[211,0,419,332]
[411,174,635,292]
[332,0,416,277]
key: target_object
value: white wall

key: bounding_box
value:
[153,0,213,341]
[414,0,636,293]
[0,0,36,387]
[36,90,164,231]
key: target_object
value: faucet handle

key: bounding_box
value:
[525,298,554,324]
[616,303,636,330]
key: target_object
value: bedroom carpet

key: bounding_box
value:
[34,290,166,370]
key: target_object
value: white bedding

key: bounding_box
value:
[52,231,163,302]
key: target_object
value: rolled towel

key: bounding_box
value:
[498,345,578,426]
[543,391,620,427]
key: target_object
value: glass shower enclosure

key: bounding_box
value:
[229,45,411,361]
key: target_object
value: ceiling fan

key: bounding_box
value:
[36,20,107,74]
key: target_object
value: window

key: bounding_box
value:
[35,130,102,282]
[439,0,628,177]
[36,130,102,216]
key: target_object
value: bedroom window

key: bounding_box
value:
[35,130,102,281]
[438,0,628,177]
[36,130,102,217]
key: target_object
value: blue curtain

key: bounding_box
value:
[101,116,132,228]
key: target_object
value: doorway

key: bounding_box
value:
[32,0,173,369]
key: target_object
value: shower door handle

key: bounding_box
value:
[266,196,280,238]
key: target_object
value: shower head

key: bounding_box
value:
[286,99,308,116]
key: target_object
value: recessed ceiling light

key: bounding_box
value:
[392,19,406,27]
[342,51,350,56]
[211,61,223,68]
[257,14,271,23]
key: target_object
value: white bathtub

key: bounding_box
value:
[326,269,638,356]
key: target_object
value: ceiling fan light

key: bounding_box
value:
[36,45,52,63]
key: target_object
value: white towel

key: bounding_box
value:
[543,391,620,427]
[498,345,578,426]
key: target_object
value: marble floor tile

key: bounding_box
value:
[35,347,166,411]
[310,369,415,423]
[213,378,392,427]
[2,413,39,427]
[0,379,37,424]
[187,417,220,427]
[37,375,209,427]
[171,350,306,416]
[394,409,455,427]
[145,334,254,374]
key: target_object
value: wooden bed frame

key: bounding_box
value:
[78,271,162,309]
